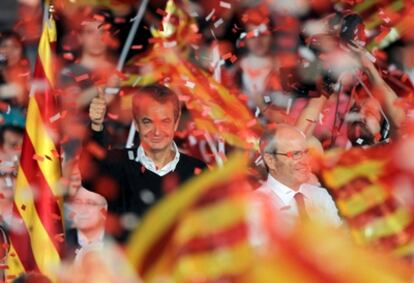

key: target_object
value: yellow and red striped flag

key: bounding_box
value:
[5,12,64,282]
[320,144,414,260]
[126,151,413,283]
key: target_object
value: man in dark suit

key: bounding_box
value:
[81,84,206,242]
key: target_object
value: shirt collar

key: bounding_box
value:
[136,142,180,177]
[77,230,105,247]
[265,174,306,205]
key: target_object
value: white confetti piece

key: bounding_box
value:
[205,9,215,22]
[214,18,224,28]
[255,107,261,117]
[49,113,61,123]
[356,138,364,145]
[185,81,195,89]
[132,76,142,87]
[219,1,231,9]
[5,177,12,188]
[128,150,134,160]
[286,98,293,114]
[163,41,177,48]
[264,96,271,103]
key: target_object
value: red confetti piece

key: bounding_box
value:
[246,119,257,128]
[141,165,146,173]
[194,167,202,175]
[86,142,106,160]
[51,149,60,158]
[148,38,163,44]
[114,17,126,24]
[74,73,89,82]
[115,70,128,80]
[51,213,61,221]
[230,55,238,64]
[93,14,105,22]
[33,154,44,162]
[222,52,233,60]
[54,233,65,243]
[131,45,143,50]
[107,112,119,120]
[63,53,74,61]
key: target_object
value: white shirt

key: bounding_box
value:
[254,174,341,228]
[77,230,105,248]
[136,142,180,177]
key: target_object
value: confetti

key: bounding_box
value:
[214,18,224,29]
[49,113,61,123]
[86,142,106,160]
[205,9,216,22]
[4,177,12,188]
[246,119,257,128]
[51,149,60,158]
[163,41,177,48]
[219,1,231,9]
[185,81,196,89]
[131,45,143,50]
[107,112,119,120]
[74,73,89,82]
[33,154,45,162]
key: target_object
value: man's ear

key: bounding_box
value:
[263,153,275,171]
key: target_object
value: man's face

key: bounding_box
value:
[2,130,23,157]
[347,98,382,146]
[71,190,106,231]
[79,21,108,57]
[266,128,311,186]
[135,95,179,153]
[246,24,271,57]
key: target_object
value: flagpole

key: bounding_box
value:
[122,0,149,148]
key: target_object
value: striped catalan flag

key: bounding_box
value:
[5,11,64,282]
[126,151,413,282]
[320,145,414,260]
[126,152,253,281]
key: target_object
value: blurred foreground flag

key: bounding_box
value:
[321,141,414,261]
[125,151,413,283]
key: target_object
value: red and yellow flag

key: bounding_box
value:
[6,13,64,282]
[320,144,414,260]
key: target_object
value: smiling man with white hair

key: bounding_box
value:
[255,124,341,228]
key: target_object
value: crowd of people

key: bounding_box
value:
[0,0,413,282]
